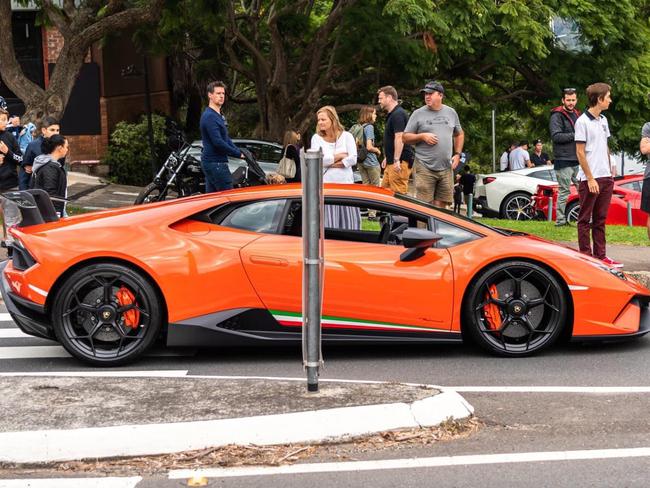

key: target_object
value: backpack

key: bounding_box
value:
[349,123,368,164]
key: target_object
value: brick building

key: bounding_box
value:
[1,3,172,164]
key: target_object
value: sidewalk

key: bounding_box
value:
[0,374,473,464]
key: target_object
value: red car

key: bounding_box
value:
[532,175,647,226]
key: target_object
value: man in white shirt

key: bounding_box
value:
[574,82,621,267]
[499,143,516,171]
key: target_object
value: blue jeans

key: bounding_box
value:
[201,161,233,193]
[18,168,32,191]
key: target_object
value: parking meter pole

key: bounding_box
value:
[548,196,554,222]
[627,201,633,227]
[302,149,324,392]
[466,193,473,219]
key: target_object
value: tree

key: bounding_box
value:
[0,0,165,124]
[157,0,650,157]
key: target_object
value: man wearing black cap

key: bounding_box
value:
[403,81,464,208]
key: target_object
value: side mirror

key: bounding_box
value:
[400,228,442,262]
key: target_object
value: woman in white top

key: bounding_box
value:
[310,106,360,229]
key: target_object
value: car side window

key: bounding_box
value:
[433,219,481,248]
[282,199,429,246]
[618,181,641,192]
[240,143,283,164]
[218,199,286,234]
[530,170,555,181]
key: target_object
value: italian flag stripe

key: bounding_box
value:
[271,310,440,334]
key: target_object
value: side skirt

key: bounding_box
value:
[166,308,462,347]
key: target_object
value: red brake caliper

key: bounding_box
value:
[116,286,140,329]
[483,284,502,330]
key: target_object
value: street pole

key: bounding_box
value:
[491,108,496,173]
[142,54,157,178]
[302,148,324,392]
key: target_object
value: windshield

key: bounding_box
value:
[394,193,508,235]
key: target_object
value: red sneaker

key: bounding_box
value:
[602,256,624,268]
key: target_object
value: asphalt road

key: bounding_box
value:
[2,309,650,486]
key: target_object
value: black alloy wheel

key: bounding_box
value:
[501,192,534,220]
[464,261,567,356]
[52,263,163,366]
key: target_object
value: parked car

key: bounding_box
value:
[532,175,647,226]
[3,186,649,366]
[473,167,557,220]
[190,139,362,183]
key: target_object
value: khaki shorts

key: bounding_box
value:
[414,159,453,204]
[380,161,412,194]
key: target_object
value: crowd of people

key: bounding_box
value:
[199,80,466,227]
[2,78,648,265]
[0,97,68,222]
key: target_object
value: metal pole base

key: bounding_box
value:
[307,366,319,392]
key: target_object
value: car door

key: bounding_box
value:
[239,200,454,335]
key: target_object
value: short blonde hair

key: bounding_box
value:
[316,105,344,138]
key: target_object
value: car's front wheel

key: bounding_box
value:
[463,261,567,357]
[52,263,163,366]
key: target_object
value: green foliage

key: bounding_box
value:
[102,114,168,186]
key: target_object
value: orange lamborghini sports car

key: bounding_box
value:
[1,185,649,366]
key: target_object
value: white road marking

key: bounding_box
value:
[0,370,189,377]
[0,345,70,359]
[169,446,650,479]
[0,329,47,339]
[109,199,135,203]
[450,386,650,393]
[112,191,140,196]
[0,313,12,321]
[0,477,142,488]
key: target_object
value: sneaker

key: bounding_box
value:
[602,256,624,268]
[554,221,567,227]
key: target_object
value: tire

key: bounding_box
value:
[134,183,179,205]
[52,263,163,366]
[500,192,533,220]
[463,261,567,357]
[566,201,580,223]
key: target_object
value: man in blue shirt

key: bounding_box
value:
[200,81,243,192]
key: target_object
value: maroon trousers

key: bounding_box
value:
[577,177,614,259]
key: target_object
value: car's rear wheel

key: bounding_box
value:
[464,261,567,357]
[566,201,580,223]
[501,192,533,220]
[52,263,162,366]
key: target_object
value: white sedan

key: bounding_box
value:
[473,167,557,220]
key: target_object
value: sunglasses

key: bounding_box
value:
[563,88,577,94]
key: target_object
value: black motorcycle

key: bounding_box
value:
[134,122,267,205]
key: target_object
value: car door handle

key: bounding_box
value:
[249,255,289,267]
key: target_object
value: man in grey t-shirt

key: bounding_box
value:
[638,122,650,239]
[403,81,464,208]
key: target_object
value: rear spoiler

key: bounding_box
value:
[1,189,60,227]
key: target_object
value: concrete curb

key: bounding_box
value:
[0,388,473,464]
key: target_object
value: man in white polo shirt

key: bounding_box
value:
[574,82,622,268]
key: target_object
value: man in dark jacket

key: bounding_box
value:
[21,117,60,190]
[31,134,69,216]
[549,88,581,226]
[0,108,22,191]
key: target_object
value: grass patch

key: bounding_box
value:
[477,218,648,246]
